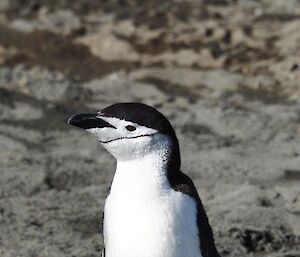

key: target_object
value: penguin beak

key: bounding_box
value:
[67,113,116,130]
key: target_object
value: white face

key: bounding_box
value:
[86,116,172,161]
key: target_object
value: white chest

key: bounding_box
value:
[103,159,202,257]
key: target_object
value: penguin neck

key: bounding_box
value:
[110,142,181,196]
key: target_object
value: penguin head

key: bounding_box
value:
[68,103,179,161]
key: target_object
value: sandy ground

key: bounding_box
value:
[0,0,300,256]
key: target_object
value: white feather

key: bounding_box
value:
[103,136,202,257]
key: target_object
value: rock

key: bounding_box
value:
[0,0,12,11]
[0,134,27,163]
[209,183,270,208]
[10,10,82,36]
[0,102,43,120]
[275,185,300,214]
[141,49,224,68]
[130,67,246,99]
[261,0,300,13]
[0,45,17,65]
[38,9,81,36]
[81,71,168,107]
[76,25,140,62]
[276,20,300,57]
[0,65,74,101]
[169,49,200,66]
[9,19,39,33]
[112,20,136,39]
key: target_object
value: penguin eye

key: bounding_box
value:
[125,125,136,131]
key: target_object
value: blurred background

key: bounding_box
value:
[0,0,300,256]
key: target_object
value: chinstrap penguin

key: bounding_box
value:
[68,103,220,257]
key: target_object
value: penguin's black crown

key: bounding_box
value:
[101,103,176,138]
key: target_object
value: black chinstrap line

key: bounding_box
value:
[100,133,157,144]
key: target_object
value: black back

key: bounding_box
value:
[101,103,220,257]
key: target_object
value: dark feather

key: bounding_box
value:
[168,171,221,257]
[101,212,105,257]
